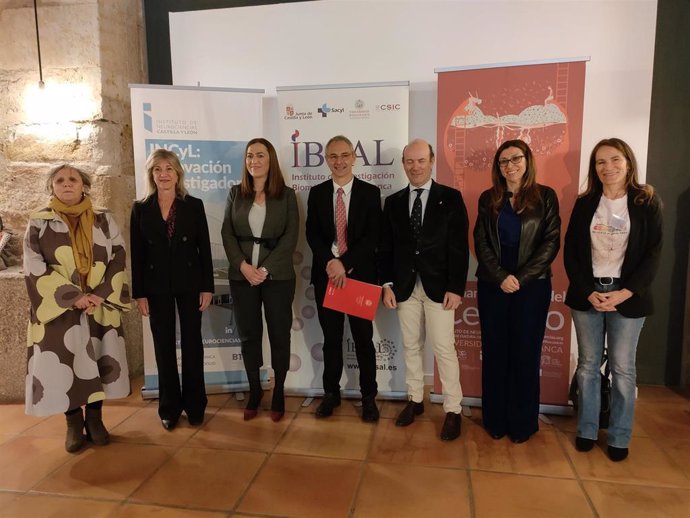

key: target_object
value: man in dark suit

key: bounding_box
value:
[306,135,382,422]
[380,138,469,441]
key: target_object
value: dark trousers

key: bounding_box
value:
[148,292,208,421]
[230,278,295,378]
[314,281,378,398]
[477,278,551,438]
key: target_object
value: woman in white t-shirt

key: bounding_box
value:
[564,138,662,462]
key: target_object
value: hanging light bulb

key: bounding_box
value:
[33,0,44,88]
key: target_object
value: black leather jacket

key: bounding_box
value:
[474,184,561,285]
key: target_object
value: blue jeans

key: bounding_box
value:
[572,284,645,448]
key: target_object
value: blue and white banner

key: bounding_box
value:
[276,82,410,398]
[130,84,264,397]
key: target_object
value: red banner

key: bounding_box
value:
[435,59,586,408]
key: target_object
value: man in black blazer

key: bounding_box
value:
[306,135,382,422]
[380,138,469,441]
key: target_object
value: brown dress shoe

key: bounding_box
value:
[395,401,424,427]
[440,412,462,441]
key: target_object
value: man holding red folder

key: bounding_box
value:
[380,139,469,441]
[306,135,382,422]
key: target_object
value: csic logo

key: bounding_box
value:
[286,105,295,117]
[375,103,402,111]
[317,103,344,117]
[143,102,152,132]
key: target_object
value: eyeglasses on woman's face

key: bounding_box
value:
[497,155,525,168]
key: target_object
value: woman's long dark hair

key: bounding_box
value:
[582,137,654,205]
[489,139,541,216]
[239,138,286,199]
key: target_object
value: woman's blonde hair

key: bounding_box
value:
[143,149,188,200]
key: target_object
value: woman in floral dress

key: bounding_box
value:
[24,164,131,452]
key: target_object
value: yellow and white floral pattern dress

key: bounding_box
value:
[23,207,131,416]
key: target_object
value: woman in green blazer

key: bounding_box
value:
[221,138,298,422]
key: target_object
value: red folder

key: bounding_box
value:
[323,278,382,321]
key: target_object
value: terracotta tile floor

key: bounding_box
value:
[1,378,689,517]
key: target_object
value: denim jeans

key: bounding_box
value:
[572,283,645,448]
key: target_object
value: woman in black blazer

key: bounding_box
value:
[221,138,298,422]
[474,139,561,443]
[130,149,214,431]
[565,138,662,462]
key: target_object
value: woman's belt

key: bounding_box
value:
[594,277,620,286]
[236,236,278,250]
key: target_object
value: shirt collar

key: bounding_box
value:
[333,177,354,195]
[408,178,433,193]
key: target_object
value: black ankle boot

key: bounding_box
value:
[270,370,286,422]
[244,371,263,421]
[271,370,286,412]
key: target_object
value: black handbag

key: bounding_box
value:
[569,347,611,429]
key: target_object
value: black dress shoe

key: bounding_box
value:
[487,429,505,440]
[608,445,629,462]
[361,395,380,422]
[575,436,595,452]
[510,434,531,444]
[188,415,204,426]
[161,418,178,431]
[396,401,424,427]
[315,394,341,418]
[440,412,462,441]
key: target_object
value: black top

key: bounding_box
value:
[564,190,663,318]
[474,184,561,286]
[306,177,382,286]
[130,194,214,298]
[379,180,470,304]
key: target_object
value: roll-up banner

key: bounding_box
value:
[129,84,264,397]
[434,58,588,413]
[276,82,410,398]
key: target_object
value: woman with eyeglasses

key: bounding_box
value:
[474,139,561,443]
[565,138,662,462]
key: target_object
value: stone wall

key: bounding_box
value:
[0,0,147,401]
